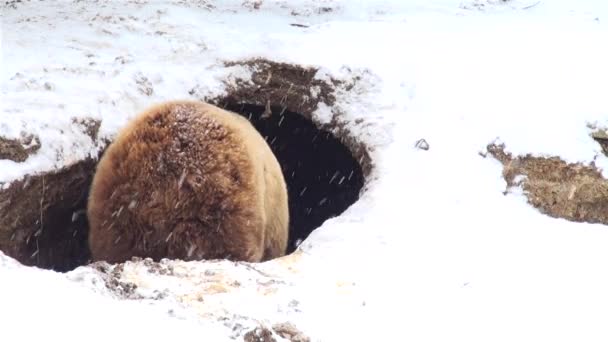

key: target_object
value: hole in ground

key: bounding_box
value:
[0,159,96,272]
[0,102,366,271]
[221,103,365,253]
[1,59,375,272]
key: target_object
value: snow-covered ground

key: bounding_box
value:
[2,0,608,341]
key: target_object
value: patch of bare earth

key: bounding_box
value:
[88,261,143,299]
[0,134,40,162]
[244,326,277,342]
[486,142,608,225]
[0,157,99,271]
[217,58,339,115]
[592,129,608,156]
[271,322,311,342]
[244,322,310,342]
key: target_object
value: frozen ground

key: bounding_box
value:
[2,0,608,341]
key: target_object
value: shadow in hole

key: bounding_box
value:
[222,103,365,253]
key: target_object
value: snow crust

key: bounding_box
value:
[2,0,608,341]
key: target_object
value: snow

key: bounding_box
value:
[2,0,608,341]
[0,256,235,341]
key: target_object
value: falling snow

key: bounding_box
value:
[2,1,608,342]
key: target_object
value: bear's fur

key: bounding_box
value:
[87,100,289,263]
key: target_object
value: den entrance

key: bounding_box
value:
[0,102,365,272]
[223,102,364,253]
[0,60,370,272]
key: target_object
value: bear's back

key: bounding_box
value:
[87,100,288,263]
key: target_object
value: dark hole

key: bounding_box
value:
[1,161,95,273]
[27,198,91,272]
[221,103,365,253]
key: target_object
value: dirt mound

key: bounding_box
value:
[486,143,608,225]
[0,134,40,162]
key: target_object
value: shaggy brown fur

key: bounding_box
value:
[87,100,289,263]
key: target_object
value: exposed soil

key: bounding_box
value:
[243,322,310,342]
[244,326,277,342]
[0,134,40,162]
[89,261,143,299]
[0,157,98,271]
[592,129,608,156]
[215,59,340,116]
[272,322,310,342]
[3,0,26,9]
[72,118,102,142]
[487,143,608,225]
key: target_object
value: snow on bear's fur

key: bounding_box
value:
[87,100,289,263]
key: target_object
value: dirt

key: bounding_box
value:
[207,58,372,177]
[486,143,608,226]
[242,0,263,10]
[0,156,99,271]
[72,118,102,142]
[243,322,310,342]
[3,0,26,9]
[244,326,277,342]
[214,59,338,116]
[133,72,154,96]
[0,134,41,162]
[592,129,608,156]
[326,118,372,177]
[272,322,310,342]
[89,261,143,299]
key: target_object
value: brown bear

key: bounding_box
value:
[87,100,289,264]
